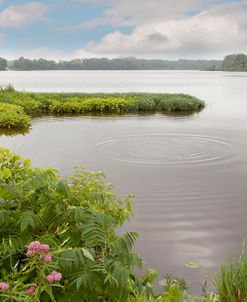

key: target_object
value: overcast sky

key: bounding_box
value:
[0,0,247,60]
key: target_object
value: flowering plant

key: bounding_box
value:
[0,241,63,302]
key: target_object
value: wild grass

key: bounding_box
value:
[213,248,247,302]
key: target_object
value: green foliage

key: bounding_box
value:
[156,94,204,112]
[47,97,137,114]
[0,149,33,185]
[159,275,187,292]
[161,284,185,302]
[0,58,7,71]
[0,148,142,301]
[0,90,204,129]
[0,90,42,113]
[45,94,204,114]
[0,85,15,93]
[7,54,247,71]
[135,97,156,111]
[0,103,30,129]
[222,54,247,71]
[7,56,222,71]
[199,293,220,302]
[212,252,247,302]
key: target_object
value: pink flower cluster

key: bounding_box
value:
[0,282,9,291]
[26,286,36,295]
[46,271,63,283]
[27,241,52,263]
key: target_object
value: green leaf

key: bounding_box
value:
[2,168,12,179]
[82,248,94,261]
[185,261,201,269]
[19,211,41,232]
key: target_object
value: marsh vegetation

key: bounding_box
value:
[0,86,204,129]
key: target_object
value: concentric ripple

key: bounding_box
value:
[96,134,233,166]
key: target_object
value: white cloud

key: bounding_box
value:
[75,1,247,59]
[70,0,215,30]
[0,2,49,28]
[2,0,246,60]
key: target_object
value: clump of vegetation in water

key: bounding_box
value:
[47,96,137,114]
[0,86,205,129]
[0,103,30,129]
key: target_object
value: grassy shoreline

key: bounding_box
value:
[0,87,205,129]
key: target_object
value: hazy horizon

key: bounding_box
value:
[3,56,225,62]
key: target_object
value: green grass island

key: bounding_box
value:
[0,85,205,129]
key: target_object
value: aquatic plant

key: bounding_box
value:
[47,96,137,114]
[0,88,205,129]
[0,103,30,129]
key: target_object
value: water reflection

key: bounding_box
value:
[0,127,30,137]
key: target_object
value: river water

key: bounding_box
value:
[0,70,247,291]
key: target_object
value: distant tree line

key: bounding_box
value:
[221,54,247,71]
[0,57,7,70]
[4,56,222,71]
[0,54,246,71]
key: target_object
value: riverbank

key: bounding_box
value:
[0,87,205,129]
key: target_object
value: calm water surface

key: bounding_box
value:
[0,70,247,290]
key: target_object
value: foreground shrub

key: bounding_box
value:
[0,103,30,128]
[0,149,203,302]
[0,148,142,301]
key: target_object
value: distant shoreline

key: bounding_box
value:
[0,54,246,71]
[0,56,222,71]
[1,69,246,72]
